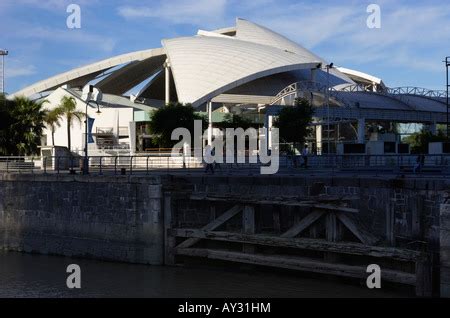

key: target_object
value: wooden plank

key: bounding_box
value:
[243,205,256,254]
[176,248,416,286]
[326,213,338,242]
[336,213,378,245]
[175,205,243,249]
[170,229,424,262]
[325,213,343,262]
[189,195,358,213]
[415,258,433,297]
[386,199,395,246]
[273,207,281,233]
[281,210,324,238]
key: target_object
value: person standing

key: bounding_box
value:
[204,144,215,174]
[300,145,309,169]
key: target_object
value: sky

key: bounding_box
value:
[1,0,449,94]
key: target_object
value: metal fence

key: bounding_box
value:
[0,154,449,175]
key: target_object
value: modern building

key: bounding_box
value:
[9,18,448,155]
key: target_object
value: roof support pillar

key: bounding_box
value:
[164,59,170,105]
[207,101,213,145]
[316,124,322,155]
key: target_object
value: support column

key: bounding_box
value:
[243,205,256,254]
[207,101,213,145]
[164,59,170,105]
[357,118,366,144]
[316,124,323,155]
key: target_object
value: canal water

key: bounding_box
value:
[0,251,412,298]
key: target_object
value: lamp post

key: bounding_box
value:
[82,85,102,175]
[445,57,450,138]
[0,49,8,95]
[325,63,334,154]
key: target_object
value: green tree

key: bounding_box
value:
[403,129,449,154]
[148,102,206,148]
[0,94,15,155]
[44,109,62,147]
[273,98,314,149]
[216,113,255,130]
[8,97,47,155]
[53,96,84,151]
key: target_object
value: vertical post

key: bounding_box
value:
[165,59,171,105]
[316,124,323,155]
[326,66,330,154]
[446,57,449,138]
[0,50,8,95]
[273,206,281,233]
[164,192,176,265]
[325,213,342,262]
[207,101,213,145]
[243,205,256,254]
[386,199,395,246]
[1,54,4,94]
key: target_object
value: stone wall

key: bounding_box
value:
[0,174,164,265]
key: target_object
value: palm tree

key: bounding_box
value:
[10,97,47,155]
[44,109,62,146]
[53,96,84,151]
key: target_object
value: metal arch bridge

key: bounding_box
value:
[268,81,448,124]
[270,81,447,107]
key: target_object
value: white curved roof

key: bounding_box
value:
[235,19,353,85]
[337,67,383,85]
[10,48,165,99]
[162,35,320,107]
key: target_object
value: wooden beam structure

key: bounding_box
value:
[176,248,417,286]
[170,229,424,262]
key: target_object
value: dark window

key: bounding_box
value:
[343,144,366,154]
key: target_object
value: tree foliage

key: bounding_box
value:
[273,98,314,146]
[215,113,255,130]
[52,96,84,151]
[403,129,449,154]
[44,109,62,147]
[0,94,47,155]
[148,102,206,148]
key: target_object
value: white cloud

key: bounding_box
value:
[118,0,228,27]
[5,61,36,79]
[11,25,116,52]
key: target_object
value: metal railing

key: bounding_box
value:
[1,154,449,176]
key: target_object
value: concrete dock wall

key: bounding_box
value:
[0,174,164,265]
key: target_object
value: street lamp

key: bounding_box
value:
[445,57,450,138]
[0,49,8,95]
[325,63,334,154]
[82,85,102,175]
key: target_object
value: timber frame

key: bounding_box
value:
[164,192,433,297]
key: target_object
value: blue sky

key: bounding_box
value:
[1,0,449,94]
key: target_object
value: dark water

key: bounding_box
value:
[0,251,412,298]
